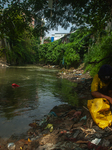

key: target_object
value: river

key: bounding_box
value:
[0,65,79,139]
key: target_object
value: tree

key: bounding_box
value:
[1,0,112,37]
[27,0,112,34]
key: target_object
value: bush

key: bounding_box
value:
[84,32,112,77]
[64,43,80,68]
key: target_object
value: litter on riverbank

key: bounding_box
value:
[1,104,112,150]
[1,64,112,150]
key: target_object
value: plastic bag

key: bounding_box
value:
[44,124,53,132]
[87,98,112,129]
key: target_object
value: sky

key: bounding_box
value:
[45,25,71,37]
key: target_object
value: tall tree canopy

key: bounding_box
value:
[0,0,112,37]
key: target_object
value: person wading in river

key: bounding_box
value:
[91,64,112,104]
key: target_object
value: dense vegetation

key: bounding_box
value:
[6,30,40,65]
[38,27,90,68]
[0,0,112,76]
[84,32,112,77]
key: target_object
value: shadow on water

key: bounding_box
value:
[0,65,82,138]
[52,78,78,105]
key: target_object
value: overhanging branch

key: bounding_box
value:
[89,55,112,64]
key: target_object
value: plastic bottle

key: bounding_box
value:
[7,143,16,150]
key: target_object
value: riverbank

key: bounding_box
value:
[0,64,112,150]
[1,103,112,150]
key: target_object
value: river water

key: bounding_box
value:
[0,65,78,139]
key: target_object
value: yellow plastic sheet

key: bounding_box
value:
[87,98,112,129]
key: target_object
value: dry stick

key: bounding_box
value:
[107,126,112,131]
[90,119,93,128]
[80,127,96,137]
[83,106,89,111]
[71,126,96,137]
[109,146,112,150]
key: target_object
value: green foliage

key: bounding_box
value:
[69,28,91,59]
[37,27,91,68]
[84,32,112,77]
[0,7,30,41]
[46,41,64,64]
[6,30,40,65]
[1,0,112,68]
[53,44,66,65]
[0,48,5,57]
[1,0,111,37]
[38,43,50,63]
[64,43,80,68]
[70,28,90,43]
[38,40,62,64]
[0,5,41,65]
[38,40,81,68]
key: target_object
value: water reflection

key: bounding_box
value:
[0,66,78,138]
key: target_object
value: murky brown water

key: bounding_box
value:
[0,65,78,138]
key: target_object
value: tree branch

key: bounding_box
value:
[89,55,112,64]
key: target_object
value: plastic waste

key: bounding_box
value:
[30,137,37,141]
[12,83,20,88]
[87,141,96,149]
[28,138,31,142]
[48,111,57,117]
[91,138,101,145]
[60,130,67,134]
[87,98,112,129]
[39,118,47,126]
[7,143,16,150]
[80,115,87,121]
[75,73,82,76]
[70,111,82,120]
[44,124,53,132]
[62,57,64,65]
[74,111,82,117]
